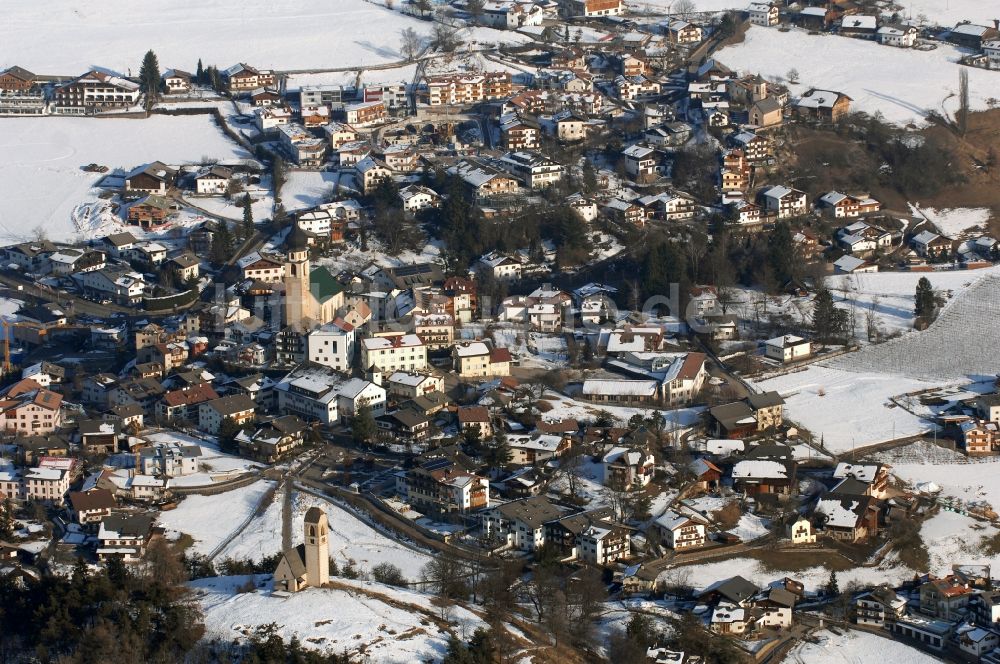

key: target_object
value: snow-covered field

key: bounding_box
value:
[825,266,1000,340]
[753,366,933,452]
[910,205,993,238]
[681,553,914,593]
[157,480,275,556]
[182,181,274,223]
[888,0,999,27]
[280,171,342,211]
[0,0,432,73]
[221,488,432,579]
[891,455,1000,515]
[788,629,941,664]
[193,575,484,662]
[920,509,1000,577]
[716,27,1000,125]
[829,274,1000,382]
[0,116,248,243]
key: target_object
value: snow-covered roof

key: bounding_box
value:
[507,434,564,452]
[765,334,807,349]
[877,25,913,36]
[731,459,787,480]
[796,89,847,109]
[623,144,655,159]
[833,255,867,272]
[582,378,658,397]
[654,509,703,531]
[362,334,423,350]
[951,23,992,37]
[833,462,882,483]
[706,439,745,455]
[761,184,795,200]
[454,341,490,358]
[815,497,863,528]
[912,230,942,245]
[841,15,876,30]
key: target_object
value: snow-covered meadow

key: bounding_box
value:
[193,575,485,662]
[824,265,1000,339]
[890,453,1000,516]
[716,27,1000,125]
[0,0,432,73]
[281,171,344,212]
[788,629,941,663]
[157,480,275,556]
[0,115,248,243]
[678,552,915,593]
[753,366,934,453]
[910,205,994,238]
[920,509,1000,577]
[829,274,1000,382]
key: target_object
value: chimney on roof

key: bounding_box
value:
[994,19,999,30]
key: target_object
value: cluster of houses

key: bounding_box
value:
[855,565,1000,660]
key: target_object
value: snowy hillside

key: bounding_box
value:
[0,115,249,243]
[716,27,1000,125]
[193,575,486,661]
[0,0,433,73]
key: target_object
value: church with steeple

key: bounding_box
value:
[282,225,345,329]
[273,506,330,592]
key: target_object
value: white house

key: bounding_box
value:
[399,185,441,212]
[760,185,807,219]
[877,24,918,47]
[477,251,523,281]
[790,516,816,544]
[764,335,811,363]
[306,320,356,372]
[985,40,1000,69]
[654,509,707,549]
[361,333,427,373]
[748,2,780,26]
[194,166,233,195]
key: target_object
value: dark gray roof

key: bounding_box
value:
[747,391,785,409]
[699,575,759,604]
[279,543,307,579]
[101,513,155,538]
[709,401,754,428]
[495,496,567,529]
[829,477,870,497]
[766,587,797,608]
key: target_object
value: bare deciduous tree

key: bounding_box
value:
[400,27,423,61]
[865,294,881,342]
[673,0,697,17]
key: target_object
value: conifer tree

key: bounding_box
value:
[242,194,254,235]
[914,276,935,319]
[139,50,161,108]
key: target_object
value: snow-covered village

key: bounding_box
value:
[1,0,1000,662]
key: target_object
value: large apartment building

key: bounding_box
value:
[53,70,141,115]
[426,72,512,106]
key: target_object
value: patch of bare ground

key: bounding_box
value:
[747,548,857,573]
